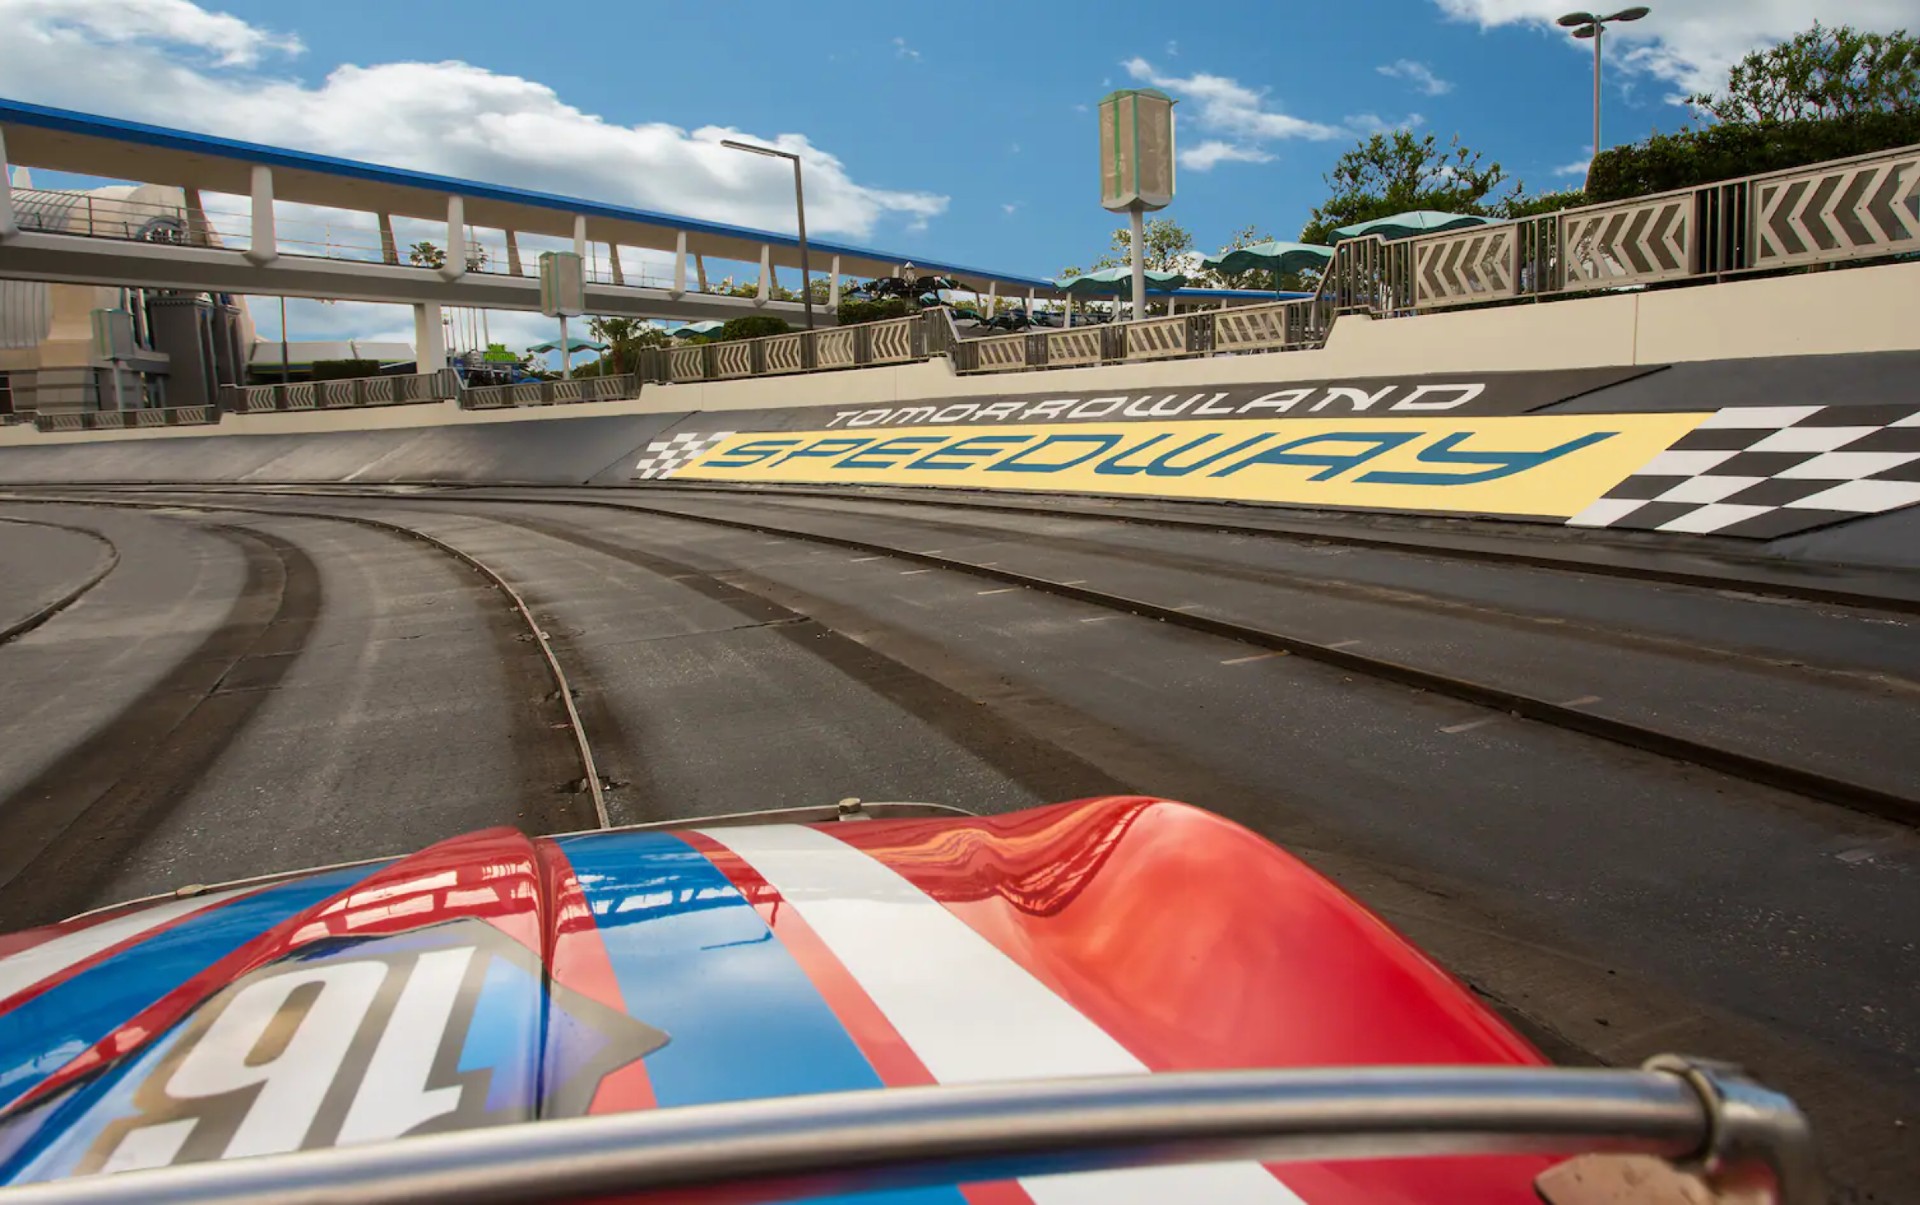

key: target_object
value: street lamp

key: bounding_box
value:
[720,139,814,330]
[1557,7,1650,159]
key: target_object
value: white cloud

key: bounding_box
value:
[1554,157,1593,176]
[1001,202,1020,215]
[1377,59,1454,95]
[1432,0,1920,99]
[4,0,300,66]
[892,36,920,60]
[0,0,948,241]
[1123,57,1425,169]
[1179,140,1275,171]
[1346,112,1428,134]
[1125,57,1345,141]
[1165,39,1180,56]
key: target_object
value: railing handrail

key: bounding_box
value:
[13,141,1915,407]
[0,1057,1816,1205]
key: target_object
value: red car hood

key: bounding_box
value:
[0,797,1549,1202]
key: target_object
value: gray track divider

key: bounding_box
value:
[5,496,609,829]
[643,482,1920,617]
[0,516,121,646]
[583,495,1917,829]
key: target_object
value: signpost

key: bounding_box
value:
[1098,89,1177,321]
[539,251,585,380]
[91,308,136,410]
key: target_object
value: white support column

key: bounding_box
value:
[671,232,687,296]
[443,196,467,280]
[378,213,399,265]
[756,243,771,304]
[828,255,842,308]
[0,126,17,241]
[695,254,709,292]
[986,282,997,316]
[608,243,625,286]
[505,229,522,276]
[246,165,276,265]
[414,303,447,372]
[1027,290,1035,316]
[572,214,587,258]
[1065,294,1074,326]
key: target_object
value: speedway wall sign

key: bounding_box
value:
[628,367,1920,537]
[652,413,1702,519]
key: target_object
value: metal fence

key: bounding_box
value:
[15,142,1915,425]
[636,316,929,384]
[461,373,638,409]
[34,405,219,432]
[220,369,459,413]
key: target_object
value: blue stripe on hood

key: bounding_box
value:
[560,830,965,1205]
[0,862,384,1115]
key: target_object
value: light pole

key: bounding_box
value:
[1557,7,1650,158]
[720,140,814,330]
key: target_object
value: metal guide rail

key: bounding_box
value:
[0,1057,1818,1204]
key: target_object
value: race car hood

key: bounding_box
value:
[0,797,1551,1202]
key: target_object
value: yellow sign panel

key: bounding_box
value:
[675,413,1711,518]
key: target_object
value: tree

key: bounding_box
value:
[1688,23,1920,123]
[585,315,669,376]
[1182,221,1274,289]
[1299,131,1515,246]
[1069,215,1197,276]
[1498,187,1589,219]
[406,239,489,272]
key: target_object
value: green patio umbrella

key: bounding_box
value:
[1330,211,1499,242]
[671,321,725,339]
[525,336,608,353]
[1053,266,1189,296]
[1200,240,1332,277]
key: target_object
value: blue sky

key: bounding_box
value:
[4,0,1912,346]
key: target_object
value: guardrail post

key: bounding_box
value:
[703,343,717,380]
[1027,332,1047,368]
[855,325,873,366]
[802,330,817,371]
[750,338,767,376]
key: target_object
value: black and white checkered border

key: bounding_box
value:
[632,431,737,480]
[1567,404,1920,539]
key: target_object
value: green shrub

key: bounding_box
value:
[1588,111,1920,201]
[309,359,381,381]
[836,297,914,326]
[715,315,792,342]
[1500,188,1589,218]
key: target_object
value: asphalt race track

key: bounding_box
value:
[2,483,1916,1201]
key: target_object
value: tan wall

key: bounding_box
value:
[5,260,1916,447]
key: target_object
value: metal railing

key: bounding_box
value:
[0,1056,1818,1205]
[220,369,458,414]
[33,405,219,432]
[9,142,1914,423]
[637,315,929,384]
[460,373,638,410]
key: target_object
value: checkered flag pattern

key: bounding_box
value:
[1568,405,1920,538]
[632,431,737,480]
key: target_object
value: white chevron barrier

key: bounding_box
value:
[1754,149,1920,269]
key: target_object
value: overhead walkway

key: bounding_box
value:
[0,99,1085,343]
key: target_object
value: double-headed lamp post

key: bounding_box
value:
[1557,7,1650,159]
[720,140,814,330]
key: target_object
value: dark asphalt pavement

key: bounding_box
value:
[0,485,1914,1200]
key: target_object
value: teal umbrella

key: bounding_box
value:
[525,336,607,353]
[1201,240,1332,277]
[1053,266,1189,296]
[671,321,724,339]
[1331,211,1499,242]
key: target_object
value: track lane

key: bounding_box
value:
[7,484,1918,1199]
